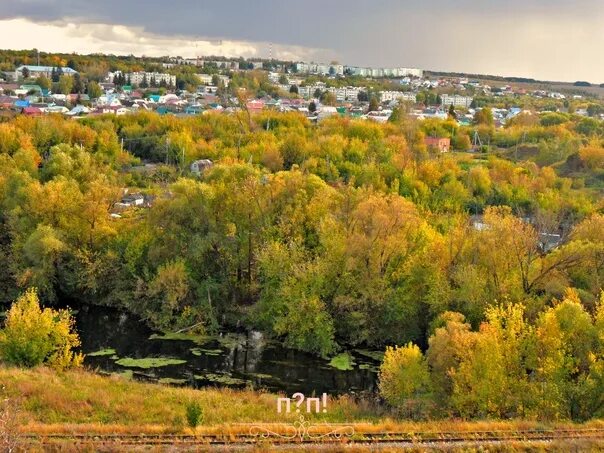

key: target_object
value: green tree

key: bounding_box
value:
[357,91,369,102]
[58,74,73,95]
[368,96,379,112]
[448,104,457,119]
[72,73,84,94]
[87,81,102,99]
[450,304,534,418]
[379,343,433,417]
[35,75,51,91]
[0,288,83,369]
[473,108,494,126]
[587,104,604,118]
[320,91,337,106]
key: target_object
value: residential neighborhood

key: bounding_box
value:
[1,53,603,148]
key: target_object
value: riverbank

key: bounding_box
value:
[3,365,604,436]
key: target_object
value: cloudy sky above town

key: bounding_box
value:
[1,0,603,82]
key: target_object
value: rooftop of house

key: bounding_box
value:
[16,65,78,75]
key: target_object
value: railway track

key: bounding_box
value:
[17,428,604,448]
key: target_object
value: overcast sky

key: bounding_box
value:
[1,0,603,82]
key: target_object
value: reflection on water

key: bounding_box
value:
[76,305,379,395]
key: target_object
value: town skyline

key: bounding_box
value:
[1,0,603,83]
[0,43,598,87]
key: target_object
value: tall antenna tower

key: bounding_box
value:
[269,42,273,61]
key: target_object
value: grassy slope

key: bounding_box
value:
[2,365,604,437]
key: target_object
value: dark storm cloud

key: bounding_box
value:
[2,0,604,81]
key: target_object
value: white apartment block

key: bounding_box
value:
[295,83,327,99]
[346,66,423,78]
[379,91,417,103]
[295,63,345,76]
[111,71,176,87]
[441,94,474,108]
[297,86,312,98]
[197,74,230,86]
[327,86,363,102]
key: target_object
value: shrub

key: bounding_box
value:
[379,343,433,418]
[185,401,203,428]
[0,288,83,370]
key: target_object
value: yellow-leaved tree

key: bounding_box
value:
[0,288,83,370]
[379,343,433,418]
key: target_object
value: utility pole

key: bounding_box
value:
[181,147,185,174]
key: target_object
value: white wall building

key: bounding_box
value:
[326,86,362,102]
[295,63,344,76]
[109,71,176,87]
[346,66,423,78]
[441,94,474,108]
[379,91,417,103]
[14,65,78,81]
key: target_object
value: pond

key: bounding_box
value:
[76,305,381,395]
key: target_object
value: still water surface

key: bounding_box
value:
[76,305,380,395]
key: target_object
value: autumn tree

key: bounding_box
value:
[58,74,73,95]
[379,344,433,418]
[86,81,102,99]
[0,288,83,369]
[473,108,494,126]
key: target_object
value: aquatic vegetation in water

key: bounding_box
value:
[246,372,275,380]
[87,348,117,357]
[329,353,356,371]
[358,363,380,372]
[115,357,187,369]
[149,332,210,344]
[190,347,223,357]
[194,373,247,385]
[354,349,385,362]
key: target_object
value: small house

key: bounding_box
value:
[425,136,451,153]
[121,193,145,207]
[190,159,213,175]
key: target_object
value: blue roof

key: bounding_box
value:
[17,65,78,75]
[14,100,30,107]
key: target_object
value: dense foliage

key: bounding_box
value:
[379,290,604,421]
[0,288,82,369]
[0,111,603,363]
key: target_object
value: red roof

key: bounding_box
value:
[22,106,43,115]
[246,100,265,110]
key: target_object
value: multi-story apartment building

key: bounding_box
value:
[197,74,230,86]
[379,91,417,103]
[295,63,344,76]
[296,82,327,99]
[440,94,474,108]
[326,86,363,102]
[346,66,423,78]
[109,71,176,87]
